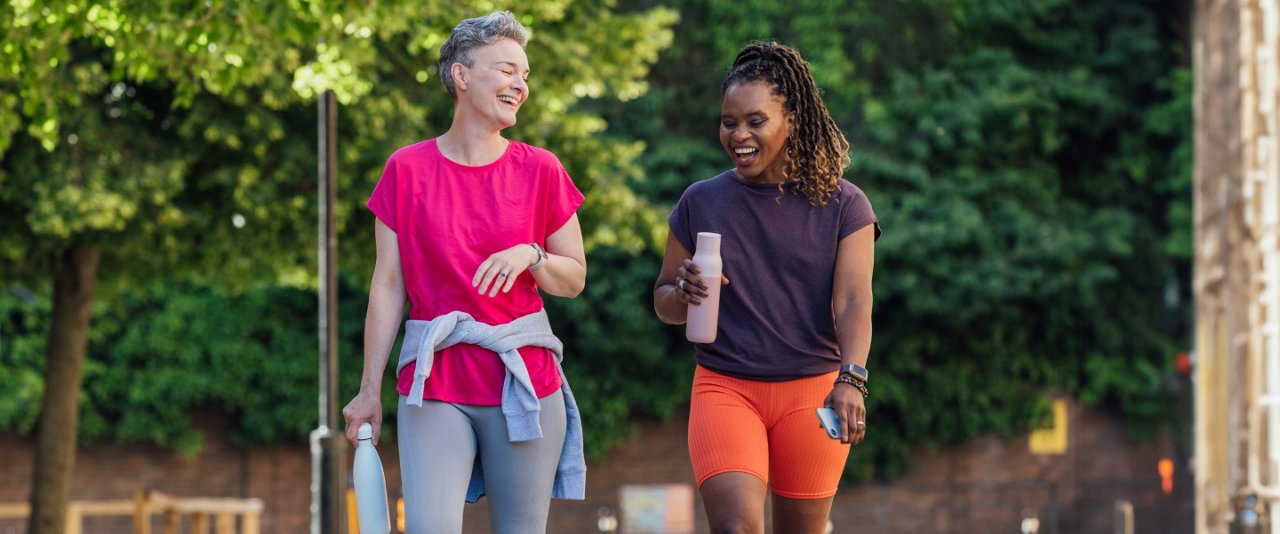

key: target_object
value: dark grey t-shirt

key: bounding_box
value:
[668,170,880,380]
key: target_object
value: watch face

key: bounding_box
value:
[841,364,868,381]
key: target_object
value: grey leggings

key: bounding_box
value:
[397,390,567,534]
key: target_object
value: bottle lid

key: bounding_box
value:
[696,232,721,253]
[358,422,374,441]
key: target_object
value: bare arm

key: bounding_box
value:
[654,232,693,324]
[825,224,876,444]
[531,214,587,297]
[342,219,406,446]
[653,231,727,324]
[473,214,588,298]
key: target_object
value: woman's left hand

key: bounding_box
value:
[473,244,540,297]
[824,382,867,445]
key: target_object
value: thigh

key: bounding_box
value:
[397,395,477,534]
[700,472,767,534]
[766,402,850,499]
[688,367,771,488]
[470,389,567,534]
[771,493,836,534]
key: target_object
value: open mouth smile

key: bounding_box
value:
[733,146,760,165]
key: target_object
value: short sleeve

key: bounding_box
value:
[541,155,585,238]
[839,181,881,241]
[367,156,399,232]
[667,189,696,254]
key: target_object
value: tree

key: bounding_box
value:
[0,1,674,531]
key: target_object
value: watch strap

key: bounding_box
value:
[528,243,548,271]
[839,363,869,382]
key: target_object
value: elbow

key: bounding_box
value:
[549,269,586,298]
[566,267,586,297]
[546,284,584,299]
[653,292,685,325]
[658,314,684,326]
[834,291,873,320]
[370,275,405,303]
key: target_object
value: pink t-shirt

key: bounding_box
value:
[367,138,584,405]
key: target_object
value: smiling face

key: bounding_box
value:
[452,38,530,130]
[720,80,793,184]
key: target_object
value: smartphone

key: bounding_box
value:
[816,407,843,440]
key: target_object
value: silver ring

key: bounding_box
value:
[856,421,866,427]
[497,272,509,278]
[677,278,687,291]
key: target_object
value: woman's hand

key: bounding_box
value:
[473,244,541,297]
[672,258,729,305]
[342,390,384,447]
[824,382,866,445]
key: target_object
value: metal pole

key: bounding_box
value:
[310,90,346,534]
[1112,499,1133,534]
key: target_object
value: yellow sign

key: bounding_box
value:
[1029,399,1068,454]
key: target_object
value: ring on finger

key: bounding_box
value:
[497,272,509,278]
[856,420,866,427]
[677,278,687,291]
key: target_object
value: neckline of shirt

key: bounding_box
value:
[724,169,793,191]
[432,137,516,172]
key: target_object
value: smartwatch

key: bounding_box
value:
[529,243,548,271]
[839,363,869,383]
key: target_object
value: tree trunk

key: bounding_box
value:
[28,245,100,534]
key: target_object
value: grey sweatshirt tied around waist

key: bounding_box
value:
[396,308,585,501]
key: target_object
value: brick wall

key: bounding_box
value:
[0,400,1192,533]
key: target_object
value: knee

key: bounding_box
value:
[710,516,761,534]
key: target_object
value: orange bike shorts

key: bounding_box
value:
[688,364,851,499]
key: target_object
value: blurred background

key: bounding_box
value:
[0,0,1204,532]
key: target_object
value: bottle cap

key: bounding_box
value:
[358,422,374,441]
[696,232,721,254]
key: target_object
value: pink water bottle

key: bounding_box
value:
[686,232,723,343]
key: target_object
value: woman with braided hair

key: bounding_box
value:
[654,41,880,533]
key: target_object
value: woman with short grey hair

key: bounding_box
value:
[438,11,529,100]
[343,10,588,533]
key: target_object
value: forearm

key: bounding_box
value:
[531,251,586,298]
[654,231,695,324]
[359,281,405,395]
[653,282,688,324]
[834,298,872,367]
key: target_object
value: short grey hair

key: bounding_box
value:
[438,11,529,100]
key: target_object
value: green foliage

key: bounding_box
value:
[0,0,1194,480]
[0,291,48,434]
[1,0,679,293]
[0,283,383,455]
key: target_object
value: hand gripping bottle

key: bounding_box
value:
[353,423,390,534]
[686,232,723,343]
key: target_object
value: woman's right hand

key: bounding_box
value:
[673,258,729,305]
[342,390,383,447]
